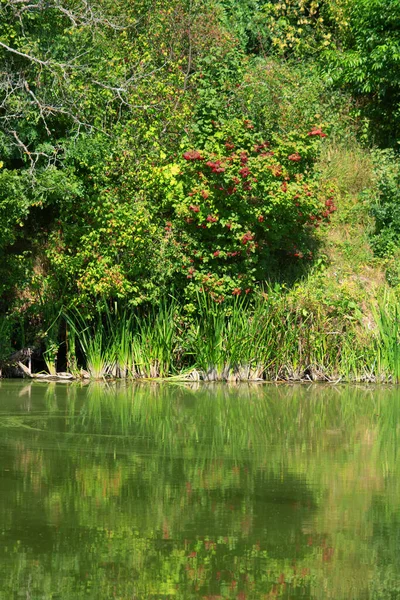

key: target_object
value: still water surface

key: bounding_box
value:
[1,381,400,599]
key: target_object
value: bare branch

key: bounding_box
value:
[3,0,133,31]
[0,40,49,67]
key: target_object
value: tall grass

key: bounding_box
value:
[373,292,400,383]
[65,310,113,379]
[59,286,400,382]
[130,302,178,378]
[188,294,269,381]
[65,301,180,379]
[62,292,379,381]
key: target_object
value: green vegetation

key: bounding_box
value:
[1,0,400,380]
[56,290,397,382]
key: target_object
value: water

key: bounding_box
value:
[0,381,400,599]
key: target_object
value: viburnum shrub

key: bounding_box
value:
[160,119,335,300]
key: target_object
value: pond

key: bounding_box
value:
[0,381,400,599]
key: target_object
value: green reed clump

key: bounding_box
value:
[188,294,251,380]
[61,291,400,382]
[186,290,366,382]
[373,292,400,383]
[65,310,114,379]
[65,301,181,379]
[130,301,180,378]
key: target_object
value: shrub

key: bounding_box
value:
[159,118,335,300]
[324,0,400,145]
[370,150,400,258]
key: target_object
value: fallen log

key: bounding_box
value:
[18,362,75,380]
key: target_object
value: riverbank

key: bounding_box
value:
[2,282,399,383]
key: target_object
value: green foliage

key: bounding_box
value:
[370,150,400,258]
[373,291,400,383]
[0,0,204,313]
[0,168,32,249]
[0,316,13,363]
[325,0,400,144]
[385,255,400,289]
[234,59,350,140]
[0,0,398,377]
[219,0,339,56]
[158,110,335,300]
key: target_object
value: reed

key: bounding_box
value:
[373,292,400,383]
[65,301,181,379]
[65,310,113,379]
[130,301,179,378]
[61,291,400,382]
[188,292,284,381]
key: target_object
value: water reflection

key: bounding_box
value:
[0,381,400,598]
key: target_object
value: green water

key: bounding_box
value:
[1,382,400,599]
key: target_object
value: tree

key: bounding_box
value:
[325,0,400,144]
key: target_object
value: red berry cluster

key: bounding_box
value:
[239,167,250,178]
[322,197,337,219]
[241,231,254,245]
[254,141,270,152]
[183,150,203,161]
[307,127,327,138]
[206,160,225,174]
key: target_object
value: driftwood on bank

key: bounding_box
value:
[18,362,75,381]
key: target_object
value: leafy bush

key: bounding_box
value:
[0,316,13,364]
[370,150,400,258]
[218,0,341,56]
[159,118,335,299]
[325,0,400,144]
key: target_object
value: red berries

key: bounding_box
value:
[183,150,203,160]
[206,160,225,174]
[325,197,336,212]
[189,204,200,213]
[239,167,250,178]
[254,141,270,152]
[307,127,327,138]
[242,231,254,245]
[206,214,218,223]
[288,153,301,162]
[213,250,220,257]
[257,215,264,222]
